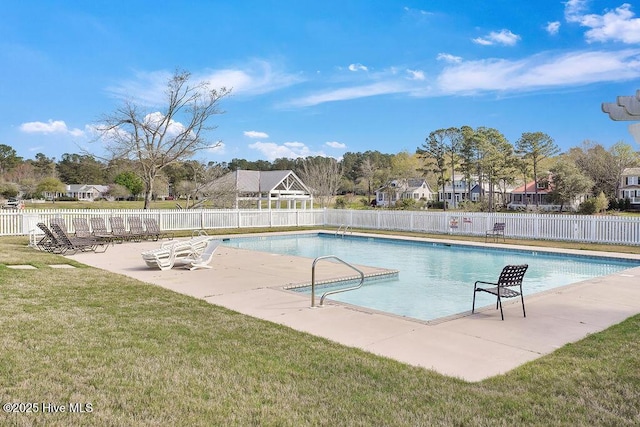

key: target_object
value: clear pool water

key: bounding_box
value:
[222,233,640,322]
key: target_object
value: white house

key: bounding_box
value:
[619,167,640,208]
[437,177,476,208]
[42,184,110,201]
[375,178,434,207]
[65,184,110,201]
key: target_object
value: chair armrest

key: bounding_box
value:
[474,280,497,286]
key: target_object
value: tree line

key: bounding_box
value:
[0,137,638,211]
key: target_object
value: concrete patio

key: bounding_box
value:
[66,231,640,382]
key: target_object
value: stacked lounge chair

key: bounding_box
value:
[48,222,107,254]
[141,235,215,271]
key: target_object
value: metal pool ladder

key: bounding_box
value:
[311,255,364,307]
[335,224,351,237]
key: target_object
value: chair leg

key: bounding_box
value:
[521,294,526,318]
[472,289,477,313]
[497,297,504,320]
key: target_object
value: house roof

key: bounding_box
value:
[376,178,432,193]
[66,184,110,193]
[211,170,311,194]
[621,167,640,176]
[511,181,551,194]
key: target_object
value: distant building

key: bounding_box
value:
[375,178,434,207]
[42,184,110,201]
[205,170,313,209]
[619,167,640,209]
[65,184,110,201]
[508,177,585,211]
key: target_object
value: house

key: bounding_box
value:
[438,177,477,208]
[42,184,110,201]
[65,184,110,201]
[375,178,434,207]
[508,178,585,211]
[469,181,516,209]
[204,170,313,209]
[619,167,640,209]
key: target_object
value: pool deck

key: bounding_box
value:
[66,231,640,382]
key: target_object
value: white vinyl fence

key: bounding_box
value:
[1,208,639,246]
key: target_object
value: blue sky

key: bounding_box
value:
[2,0,640,164]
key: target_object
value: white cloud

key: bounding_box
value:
[546,21,561,35]
[143,112,190,138]
[437,53,463,63]
[107,60,303,106]
[564,1,640,43]
[565,0,589,23]
[472,29,521,46]
[286,81,409,107]
[325,141,346,149]
[348,63,368,72]
[244,130,269,139]
[437,49,640,94]
[20,119,85,137]
[207,141,225,154]
[248,141,325,161]
[406,69,425,80]
[579,4,640,44]
[198,60,304,96]
[403,6,430,15]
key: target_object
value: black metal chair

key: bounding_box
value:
[472,264,528,320]
[485,222,506,242]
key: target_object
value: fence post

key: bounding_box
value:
[590,215,598,243]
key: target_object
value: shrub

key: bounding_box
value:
[593,192,609,214]
[578,198,597,214]
[395,198,417,210]
[334,197,347,209]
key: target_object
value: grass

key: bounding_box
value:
[21,200,181,210]
[1,234,640,425]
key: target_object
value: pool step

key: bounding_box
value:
[285,269,399,291]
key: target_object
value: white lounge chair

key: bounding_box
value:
[175,239,221,270]
[141,236,213,270]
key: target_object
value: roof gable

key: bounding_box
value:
[211,170,311,194]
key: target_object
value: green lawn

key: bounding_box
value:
[1,235,639,426]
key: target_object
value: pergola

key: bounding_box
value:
[602,90,640,143]
[208,170,313,209]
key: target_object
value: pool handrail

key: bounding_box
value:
[335,224,352,238]
[311,255,364,307]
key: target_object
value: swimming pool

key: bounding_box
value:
[222,233,640,322]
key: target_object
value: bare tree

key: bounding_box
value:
[357,158,376,204]
[299,156,342,208]
[182,162,229,208]
[96,70,230,209]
